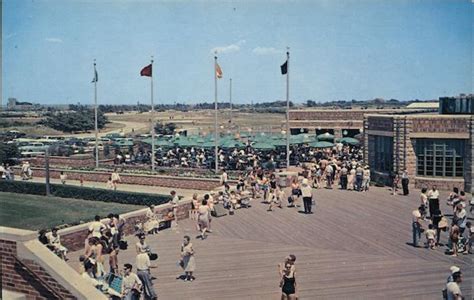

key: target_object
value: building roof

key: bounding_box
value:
[406,102,439,109]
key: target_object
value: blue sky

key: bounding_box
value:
[2,0,472,105]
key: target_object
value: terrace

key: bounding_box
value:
[67,186,472,299]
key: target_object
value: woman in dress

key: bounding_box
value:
[279,262,297,300]
[198,199,210,240]
[179,236,196,281]
[144,205,160,234]
[348,167,356,191]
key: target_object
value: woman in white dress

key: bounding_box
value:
[197,199,210,240]
[179,236,196,281]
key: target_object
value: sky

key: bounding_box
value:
[2,0,472,105]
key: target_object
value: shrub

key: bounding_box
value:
[0,180,171,206]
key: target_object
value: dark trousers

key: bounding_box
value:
[401,178,409,195]
[355,175,363,191]
[428,198,439,218]
[340,175,347,189]
[303,197,312,213]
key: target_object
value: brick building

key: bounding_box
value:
[364,98,473,192]
[288,108,432,139]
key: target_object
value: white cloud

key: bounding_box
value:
[45,37,63,43]
[211,40,246,54]
[252,47,282,55]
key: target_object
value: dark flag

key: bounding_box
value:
[91,69,98,83]
[140,64,152,77]
[280,60,288,75]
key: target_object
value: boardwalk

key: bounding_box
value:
[68,186,473,299]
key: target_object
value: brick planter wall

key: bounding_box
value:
[31,155,114,168]
[14,168,231,190]
[1,239,76,299]
[414,177,465,192]
[59,201,192,252]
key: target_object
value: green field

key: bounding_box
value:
[0,192,143,231]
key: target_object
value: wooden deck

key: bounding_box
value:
[68,186,473,299]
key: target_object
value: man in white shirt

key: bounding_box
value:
[446,271,463,300]
[427,185,440,219]
[122,263,142,300]
[301,178,313,214]
[220,169,228,186]
[89,215,106,238]
[136,252,157,299]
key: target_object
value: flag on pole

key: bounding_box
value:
[280,60,288,75]
[215,63,223,79]
[140,64,152,77]
[91,68,98,83]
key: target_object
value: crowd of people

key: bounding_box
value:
[110,142,363,172]
[412,186,473,258]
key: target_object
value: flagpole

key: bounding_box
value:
[214,54,219,173]
[94,59,99,169]
[229,78,232,125]
[286,50,290,168]
[150,57,155,172]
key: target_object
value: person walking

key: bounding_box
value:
[111,168,121,191]
[339,164,348,190]
[59,171,67,184]
[355,165,364,191]
[401,169,409,196]
[427,185,440,219]
[136,250,157,300]
[197,199,210,240]
[412,206,423,248]
[446,271,463,300]
[279,261,297,300]
[301,178,313,214]
[178,236,196,282]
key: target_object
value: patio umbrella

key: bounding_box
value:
[252,142,276,150]
[317,133,334,141]
[339,137,360,145]
[309,141,334,148]
[142,138,173,147]
[221,139,246,149]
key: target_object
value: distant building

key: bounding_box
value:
[6,98,41,111]
[439,94,473,115]
[406,102,439,110]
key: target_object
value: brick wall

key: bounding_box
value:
[411,117,470,134]
[1,239,76,299]
[414,177,465,192]
[15,168,227,190]
[31,155,114,168]
[60,201,192,252]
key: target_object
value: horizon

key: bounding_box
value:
[2,0,472,105]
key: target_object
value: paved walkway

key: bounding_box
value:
[67,186,473,299]
[27,177,198,199]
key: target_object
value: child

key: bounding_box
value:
[106,176,113,189]
[425,224,437,249]
[465,222,472,254]
[79,174,84,187]
[268,186,284,211]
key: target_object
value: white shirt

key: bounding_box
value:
[446,281,462,300]
[301,185,312,198]
[88,221,106,238]
[428,189,439,200]
[122,272,142,290]
[136,253,151,271]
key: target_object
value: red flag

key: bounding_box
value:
[140,64,152,77]
[215,63,223,79]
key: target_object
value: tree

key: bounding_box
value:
[41,106,108,133]
[154,122,177,135]
[0,143,20,164]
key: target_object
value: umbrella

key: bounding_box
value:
[252,142,275,150]
[309,141,334,148]
[317,133,334,141]
[142,138,173,147]
[220,139,246,149]
[339,137,360,145]
[271,139,287,147]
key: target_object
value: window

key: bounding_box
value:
[415,139,465,177]
[372,136,393,173]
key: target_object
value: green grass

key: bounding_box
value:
[0,192,143,231]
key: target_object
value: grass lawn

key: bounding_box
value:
[0,192,143,231]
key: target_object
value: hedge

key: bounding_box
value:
[0,180,171,206]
